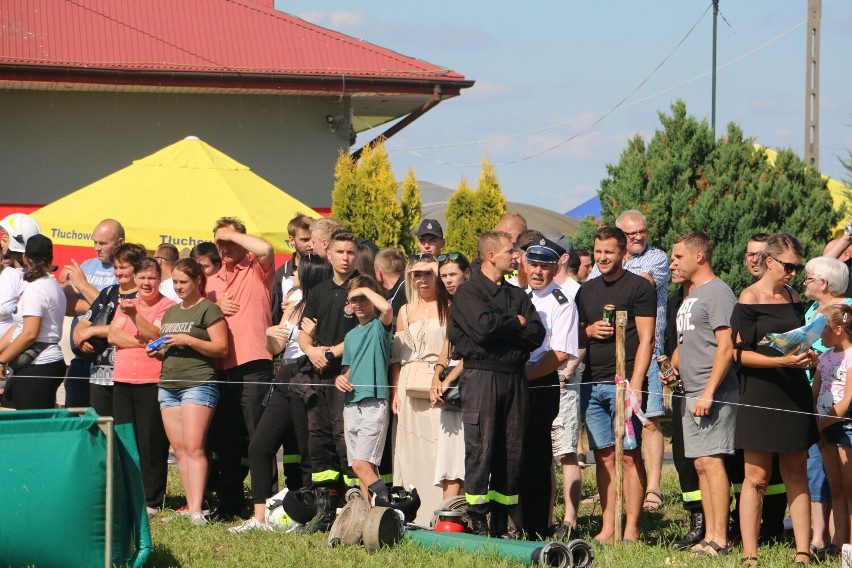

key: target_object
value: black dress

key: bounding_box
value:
[731,300,817,453]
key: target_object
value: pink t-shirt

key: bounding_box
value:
[206,255,273,370]
[816,346,852,416]
[113,296,175,384]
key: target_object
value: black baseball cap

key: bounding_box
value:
[414,219,443,239]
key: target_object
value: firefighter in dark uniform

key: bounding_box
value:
[447,230,545,537]
[521,238,579,539]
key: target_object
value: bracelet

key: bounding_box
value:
[434,363,446,371]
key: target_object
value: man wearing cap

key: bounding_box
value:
[414,218,445,257]
[586,209,670,513]
[447,230,545,537]
[520,237,579,539]
[546,232,587,538]
[62,218,125,407]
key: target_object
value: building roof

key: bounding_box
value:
[0,0,473,114]
[399,182,581,238]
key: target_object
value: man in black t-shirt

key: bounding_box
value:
[576,226,656,544]
[297,229,359,533]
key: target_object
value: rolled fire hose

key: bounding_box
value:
[406,527,585,567]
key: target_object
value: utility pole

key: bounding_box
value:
[711,0,719,136]
[805,0,821,168]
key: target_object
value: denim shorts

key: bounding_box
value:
[580,382,644,451]
[823,422,852,449]
[807,442,831,502]
[644,349,664,418]
[158,383,219,410]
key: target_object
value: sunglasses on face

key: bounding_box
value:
[409,253,435,263]
[437,252,461,263]
[346,295,367,305]
[410,270,433,280]
[770,256,804,274]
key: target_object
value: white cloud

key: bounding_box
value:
[294,10,366,30]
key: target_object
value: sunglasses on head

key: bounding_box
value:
[409,253,435,263]
[770,256,804,274]
[437,252,461,263]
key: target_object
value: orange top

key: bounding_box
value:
[207,255,274,370]
[113,295,175,384]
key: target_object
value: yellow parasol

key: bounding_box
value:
[31,136,320,254]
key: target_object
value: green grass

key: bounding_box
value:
[146,465,809,567]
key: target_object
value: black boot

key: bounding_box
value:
[489,507,508,538]
[468,511,489,537]
[305,487,338,534]
[672,509,705,550]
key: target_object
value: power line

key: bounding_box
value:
[379,18,805,168]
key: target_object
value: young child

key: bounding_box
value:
[334,275,393,505]
[813,303,852,549]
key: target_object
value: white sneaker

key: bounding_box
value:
[190,512,208,526]
[146,507,158,517]
[229,517,272,533]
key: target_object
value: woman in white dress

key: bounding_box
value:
[390,253,450,525]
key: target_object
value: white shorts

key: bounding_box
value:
[551,381,581,457]
[344,398,390,466]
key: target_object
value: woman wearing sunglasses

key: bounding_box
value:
[389,252,450,524]
[731,233,818,566]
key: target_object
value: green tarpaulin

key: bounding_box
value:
[0,408,152,567]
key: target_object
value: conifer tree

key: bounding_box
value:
[399,168,422,256]
[445,178,478,259]
[595,100,840,293]
[331,141,403,248]
[330,149,362,229]
[473,157,507,237]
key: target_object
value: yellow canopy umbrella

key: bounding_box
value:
[31,136,320,253]
[758,145,851,236]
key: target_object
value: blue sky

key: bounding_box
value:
[276,1,852,214]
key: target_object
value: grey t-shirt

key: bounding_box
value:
[675,277,738,394]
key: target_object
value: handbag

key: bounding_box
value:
[405,359,435,399]
[9,342,54,371]
[436,365,461,411]
[71,284,119,361]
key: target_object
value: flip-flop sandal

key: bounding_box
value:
[642,490,664,512]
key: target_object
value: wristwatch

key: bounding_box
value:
[324,350,335,362]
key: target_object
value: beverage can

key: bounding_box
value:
[658,355,675,381]
[602,304,616,326]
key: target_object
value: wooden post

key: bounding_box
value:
[613,310,627,546]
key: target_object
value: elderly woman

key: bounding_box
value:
[390,252,450,525]
[732,233,817,566]
[802,256,850,558]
